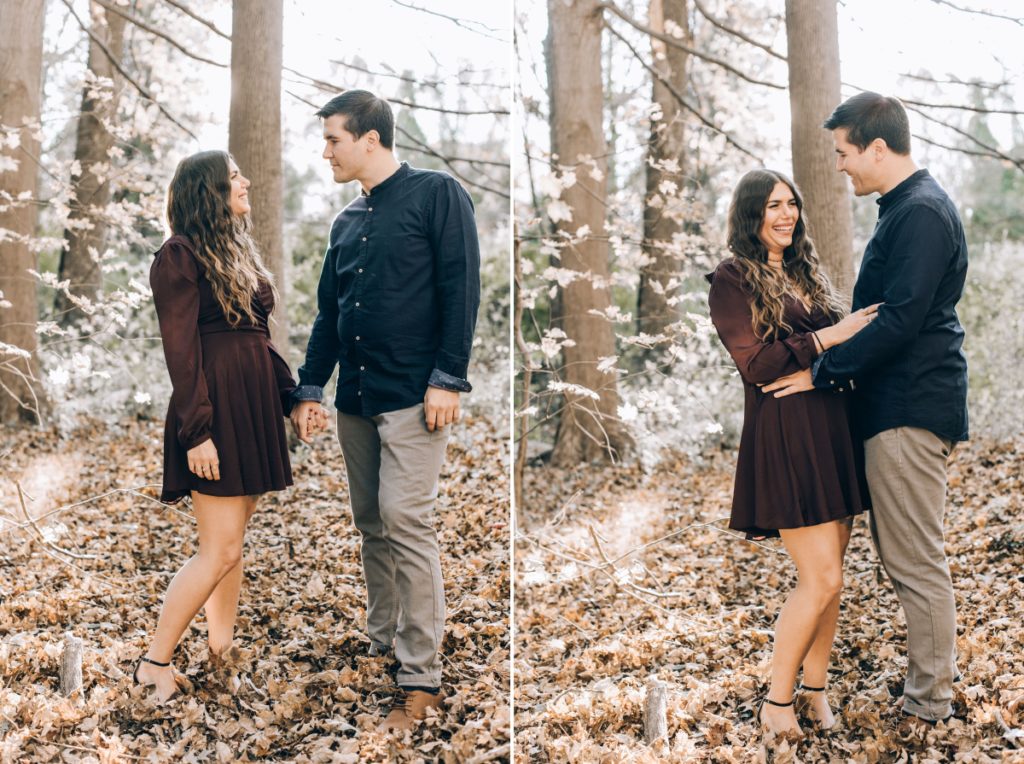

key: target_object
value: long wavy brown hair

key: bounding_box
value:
[726,169,846,340]
[166,150,276,326]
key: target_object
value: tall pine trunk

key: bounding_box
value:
[229,0,288,352]
[56,1,127,325]
[637,0,690,337]
[785,0,854,296]
[546,0,630,465]
[0,0,46,424]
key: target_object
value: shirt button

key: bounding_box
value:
[357,391,361,396]
[358,268,363,273]
[355,336,360,341]
[829,380,835,385]
[355,301,360,307]
[362,236,367,242]
[360,365,365,371]
[368,207,373,212]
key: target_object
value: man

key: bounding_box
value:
[291,90,481,731]
[764,92,968,730]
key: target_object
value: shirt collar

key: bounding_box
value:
[877,168,930,213]
[362,161,410,197]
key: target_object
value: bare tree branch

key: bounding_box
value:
[389,0,507,40]
[914,131,1018,163]
[900,72,1009,91]
[928,0,1023,25]
[900,98,1024,116]
[57,0,198,140]
[692,0,786,60]
[606,25,762,162]
[284,67,508,116]
[329,58,507,91]
[161,0,231,39]
[599,1,786,90]
[904,102,1024,173]
[93,0,227,68]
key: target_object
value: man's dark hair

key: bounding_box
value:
[822,92,911,155]
[315,90,394,150]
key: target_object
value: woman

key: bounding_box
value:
[707,169,877,738]
[136,150,324,701]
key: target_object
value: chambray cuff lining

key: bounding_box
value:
[427,368,472,393]
[292,385,324,403]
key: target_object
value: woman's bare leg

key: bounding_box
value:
[135,493,249,701]
[798,518,853,727]
[204,497,258,655]
[761,520,846,735]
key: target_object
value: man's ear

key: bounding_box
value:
[365,129,380,151]
[871,137,888,160]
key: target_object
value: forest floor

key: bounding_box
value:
[515,437,1024,763]
[0,413,509,763]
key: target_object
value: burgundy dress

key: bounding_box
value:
[151,235,295,504]
[706,258,869,538]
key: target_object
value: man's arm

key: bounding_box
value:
[812,206,954,390]
[424,176,481,430]
[291,242,341,440]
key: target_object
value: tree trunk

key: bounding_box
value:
[546,0,631,465]
[785,0,854,297]
[637,0,690,337]
[229,0,288,353]
[0,0,46,425]
[55,1,127,325]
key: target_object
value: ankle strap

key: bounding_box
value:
[764,697,794,707]
[800,684,825,692]
[140,656,170,668]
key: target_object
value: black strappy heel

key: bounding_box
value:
[133,655,170,685]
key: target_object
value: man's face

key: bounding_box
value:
[322,114,367,184]
[832,128,879,196]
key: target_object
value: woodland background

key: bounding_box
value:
[1,1,510,762]
[514,0,1024,761]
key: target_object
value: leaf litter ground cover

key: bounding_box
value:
[515,439,1024,762]
[0,415,509,763]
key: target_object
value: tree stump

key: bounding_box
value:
[644,678,668,744]
[60,633,83,697]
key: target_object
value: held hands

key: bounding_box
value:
[187,438,220,481]
[760,368,814,398]
[424,386,460,432]
[290,400,330,444]
[818,302,883,349]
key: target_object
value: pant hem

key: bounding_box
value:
[902,697,952,723]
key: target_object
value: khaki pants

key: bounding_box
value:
[336,403,450,687]
[865,426,958,721]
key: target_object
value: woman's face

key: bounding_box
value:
[228,160,251,216]
[758,181,799,256]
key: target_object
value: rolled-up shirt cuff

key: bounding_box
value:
[811,354,855,392]
[428,368,472,393]
[291,385,324,403]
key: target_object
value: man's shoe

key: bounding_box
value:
[378,688,444,732]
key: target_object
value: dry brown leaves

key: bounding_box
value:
[0,414,509,763]
[515,440,1024,762]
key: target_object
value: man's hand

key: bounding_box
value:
[760,368,814,398]
[424,386,460,432]
[291,400,328,443]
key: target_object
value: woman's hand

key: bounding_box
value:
[188,438,220,481]
[818,302,882,349]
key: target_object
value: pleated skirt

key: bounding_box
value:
[729,385,870,538]
[160,330,293,503]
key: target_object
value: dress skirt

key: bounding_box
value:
[160,328,293,503]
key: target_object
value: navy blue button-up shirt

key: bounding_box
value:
[812,169,969,442]
[296,162,481,416]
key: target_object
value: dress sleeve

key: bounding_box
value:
[150,242,214,449]
[266,340,297,416]
[707,263,820,385]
